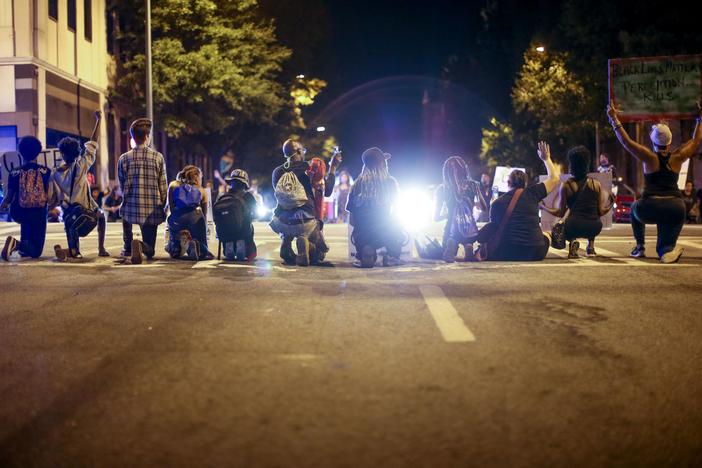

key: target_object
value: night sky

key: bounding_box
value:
[265,0,539,183]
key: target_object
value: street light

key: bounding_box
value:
[296,74,305,79]
[316,126,326,132]
[535,46,545,53]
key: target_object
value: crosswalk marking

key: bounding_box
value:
[419,285,475,342]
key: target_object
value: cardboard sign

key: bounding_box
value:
[539,172,613,232]
[493,166,526,194]
[1,149,64,192]
[608,55,702,121]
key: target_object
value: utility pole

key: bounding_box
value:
[145,0,154,142]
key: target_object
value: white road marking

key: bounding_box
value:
[419,285,475,343]
[587,247,643,265]
[678,240,702,250]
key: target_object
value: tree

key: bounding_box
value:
[109,0,291,157]
[481,46,588,174]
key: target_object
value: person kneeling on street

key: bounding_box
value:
[541,146,614,258]
[475,141,560,261]
[213,169,257,261]
[346,147,405,268]
[51,111,108,261]
[607,100,702,263]
[1,136,54,261]
[166,165,214,261]
[270,139,334,266]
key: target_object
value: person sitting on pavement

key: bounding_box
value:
[434,156,487,263]
[0,136,54,261]
[213,169,258,262]
[475,141,560,261]
[269,139,336,266]
[346,147,404,268]
[607,100,702,263]
[118,118,168,264]
[541,146,614,258]
[166,165,213,261]
[681,181,699,224]
[103,185,123,222]
[307,153,342,262]
[51,111,109,260]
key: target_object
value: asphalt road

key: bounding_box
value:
[1,221,701,467]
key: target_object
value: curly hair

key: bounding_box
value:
[176,165,202,186]
[567,146,591,181]
[58,137,82,164]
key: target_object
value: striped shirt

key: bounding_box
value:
[118,145,168,225]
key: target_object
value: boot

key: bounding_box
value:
[296,237,310,266]
[568,240,580,259]
[360,245,377,268]
[443,238,458,263]
[280,237,296,265]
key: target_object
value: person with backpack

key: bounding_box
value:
[165,165,213,260]
[540,146,614,258]
[434,156,487,263]
[346,147,404,268]
[608,101,702,263]
[0,136,54,260]
[118,118,168,264]
[213,169,257,261]
[474,141,560,261]
[270,139,337,266]
[50,111,108,260]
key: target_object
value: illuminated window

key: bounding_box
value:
[84,0,92,41]
[48,0,58,21]
[67,0,76,31]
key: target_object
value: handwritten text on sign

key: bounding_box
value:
[608,55,702,121]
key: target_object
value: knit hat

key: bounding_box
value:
[225,168,250,188]
[650,123,672,147]
[361,147,391,166]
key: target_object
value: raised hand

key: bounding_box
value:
[537,141,551,162]
[607,100,621,122]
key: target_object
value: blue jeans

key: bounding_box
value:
[631,197,686,257]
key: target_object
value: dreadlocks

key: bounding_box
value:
[442,156,473,202]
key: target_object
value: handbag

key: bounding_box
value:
[475,188,524,261]
[550,179,587,250]
[63,164,99,238]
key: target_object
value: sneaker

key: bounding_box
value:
[98,248,110,257]
[630,245,646,258]
[235,240,246,261]
[660,246,684,264]
[120,249,131,257]
[70,249,83,260]
[586,245,597,257]
[280,238,296,265]
[360,245,377,268]
[296,237,310,266]
[185,240,200,261]
[178,230,192,258]
[443,238,458,263]
[131,239,143,265]
[54,245,69,261]
[1,236,18,261]
[568,240,580,259]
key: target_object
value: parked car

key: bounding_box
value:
[614,194,635,223]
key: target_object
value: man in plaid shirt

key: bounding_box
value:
[118,118,168,264]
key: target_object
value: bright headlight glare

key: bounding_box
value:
[396,187,434,232]
[257,205,269,217]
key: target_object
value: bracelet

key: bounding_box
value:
[612,122,623,130]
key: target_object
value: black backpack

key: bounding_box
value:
[213,191,248,241]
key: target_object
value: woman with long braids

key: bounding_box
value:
[434,156,486,262]
[346,147,404,268]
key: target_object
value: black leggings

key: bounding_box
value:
[631,197,685,257]
[564,216,602,241]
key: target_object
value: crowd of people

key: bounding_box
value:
[1,101,701,266]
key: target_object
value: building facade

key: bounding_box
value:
[0,0,125,189]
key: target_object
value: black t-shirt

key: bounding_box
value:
[490,183,548,247]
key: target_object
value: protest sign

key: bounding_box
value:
[608,54,702,121]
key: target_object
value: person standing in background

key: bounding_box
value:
[333,170,353,223]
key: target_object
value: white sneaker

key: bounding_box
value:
[660,246,684,264]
